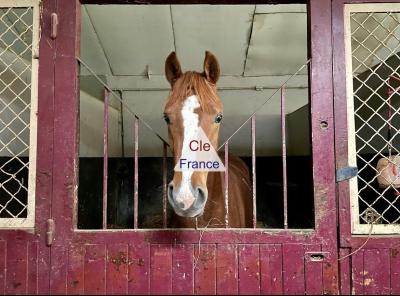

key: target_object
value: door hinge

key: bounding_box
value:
[46,218,55,246]
[50,13,58,39]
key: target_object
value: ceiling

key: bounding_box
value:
[80,4,308,77]
[79,4,311,157]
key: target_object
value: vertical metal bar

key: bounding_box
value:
[224,142,229,228]
[133,116,139,229]
[162,142,168,228]
[281,86,288,229]
[251,115,257,229]
[102,88,109,229]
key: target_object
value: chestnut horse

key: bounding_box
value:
[164,51,252,228]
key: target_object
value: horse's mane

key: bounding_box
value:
[165,71,222,113]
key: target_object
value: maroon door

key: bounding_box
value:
[333,0,400,294]
[0,0,55,294]
[49,0,339,294]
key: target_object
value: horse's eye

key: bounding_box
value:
[163,114,170,124]
[215,113,223,124]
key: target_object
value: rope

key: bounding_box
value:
[338,209,378,261]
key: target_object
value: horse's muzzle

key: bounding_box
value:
[168,182,208,217]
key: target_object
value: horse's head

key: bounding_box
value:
[164,51,223,218]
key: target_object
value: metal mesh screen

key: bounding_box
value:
[348,9,400,231]
[0,5,36,225]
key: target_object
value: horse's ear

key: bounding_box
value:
[165,52,183,87]
[203,51,220,84]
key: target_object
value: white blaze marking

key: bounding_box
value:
[176,95,200,209]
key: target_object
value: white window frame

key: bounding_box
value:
[345,3,400,234]
[0,0,40,229]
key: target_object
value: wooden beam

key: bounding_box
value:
[81,0,306,5]
[103,74,309,91]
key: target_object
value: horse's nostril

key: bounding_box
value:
[168,183,174,199]
[177,202,185,209]
[196,187,207,204]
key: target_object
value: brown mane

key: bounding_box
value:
[165,71,222,113]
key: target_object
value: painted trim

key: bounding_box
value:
[0,0,40,229]
[344,3,400,235]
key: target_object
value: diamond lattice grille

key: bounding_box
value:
[0,7,33,219]
[350,11,400,226]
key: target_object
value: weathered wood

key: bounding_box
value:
[27,242,39,294]
[194,244,216,295]
[238,244,260,294]
[339,248,351,295]
[309,0,339,294]
[282,244,304,294]
[351,250,364,295]
[260,244,283,295]
[363,249,390,295]
[107,244,129,294]
[6,241,27,294]
[150,244,172,294]
[0,241,5,294]
[216,244,238,295]
[304,244,323,295]
[172,244,194,295]
[67,246,85,294]
[128,243,150,294]
[84,245,106,294]
[391,248,400,294]
[82,0,306,4]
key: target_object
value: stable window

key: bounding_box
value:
[345,4,400,234]
[77,3,313,230]
[0,0,39,228]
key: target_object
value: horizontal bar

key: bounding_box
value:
[81,0,307,5]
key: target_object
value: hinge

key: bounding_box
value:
[46,218,55,246]
[336,166,358,182]
[50,13,58,39]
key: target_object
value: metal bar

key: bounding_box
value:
[162,142,168,228]
[77,58,169,147]
[102,88,109,229]
[224,142,229,228]
[133,116,139,229]
[251,116,257,229]
[281,86,288,229]
[217,59,311,151]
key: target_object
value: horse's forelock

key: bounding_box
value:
[165,71,222,113]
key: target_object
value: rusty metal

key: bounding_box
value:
[133,116,139,229]
[50,13,58,39]
[102,88,109,229]
[281,86,288,229]
[162,142,168,228]
[224,142,229,228]
[251,116,256,229]
[46,218,55,246]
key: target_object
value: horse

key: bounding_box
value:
[164,51,252,228]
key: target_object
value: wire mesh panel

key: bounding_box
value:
[345,4,400,234]
[0,0,39,228]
